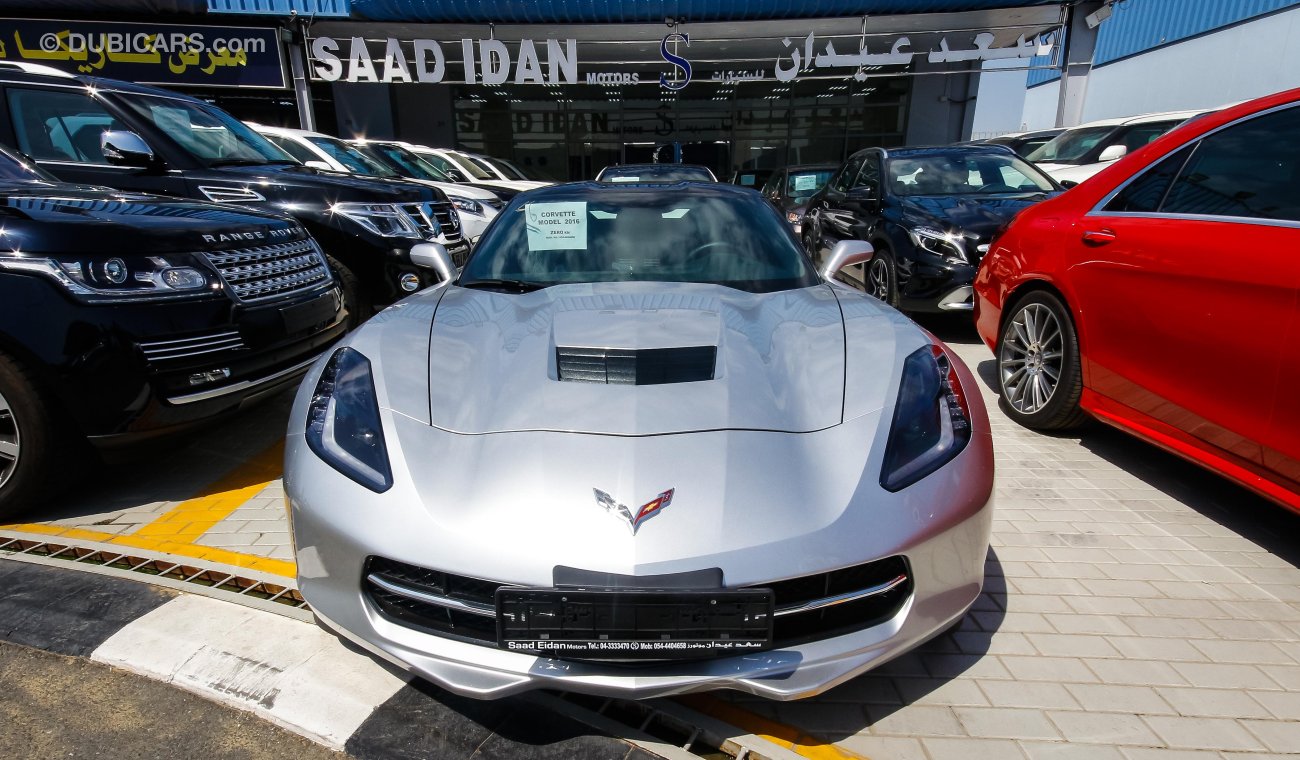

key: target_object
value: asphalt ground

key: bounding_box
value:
[0,640,344,760]
[2,313,1299,759]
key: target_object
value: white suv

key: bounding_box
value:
[251,124,501,244]
[1028,110,1209,186]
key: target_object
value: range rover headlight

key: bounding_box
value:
[880,344,972,492]
[0,252,214,302]
[330,202,422,239]
[907,226,967,264]
[305,347,393,493]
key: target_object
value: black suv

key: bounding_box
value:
[0,144,345,515]
[803,145,1060,312]
[0,66,468,321]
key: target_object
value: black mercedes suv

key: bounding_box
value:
[803,145,1060,312]
[0,144,345,515]
[0,65,467,322]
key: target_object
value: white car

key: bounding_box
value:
[251,125,500,244]
[401,144,548,193]
[1027,110,1208,185]
[463,152,550,187]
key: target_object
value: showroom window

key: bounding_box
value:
[1160,105,1300,222]
[7,88,120,164]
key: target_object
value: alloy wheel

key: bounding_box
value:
[867,257,892,301]
[999,302,1064,414]
[0,388,18,491]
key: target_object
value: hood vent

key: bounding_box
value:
[556,346,716,385]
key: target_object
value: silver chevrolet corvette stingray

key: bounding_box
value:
[285,182,993,701]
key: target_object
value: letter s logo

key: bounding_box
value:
[659,33,691,91]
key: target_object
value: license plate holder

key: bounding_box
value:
[496,588,773,660]
[280,290,336,333]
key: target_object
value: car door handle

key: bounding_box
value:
[1082,228,1117,245]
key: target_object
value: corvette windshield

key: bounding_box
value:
[460,190,818,293]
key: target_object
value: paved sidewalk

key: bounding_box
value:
[724,316,1300,759]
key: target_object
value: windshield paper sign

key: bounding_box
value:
[0,19,286,88]
[526,202,587,250]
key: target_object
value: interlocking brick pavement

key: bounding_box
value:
[722,314,1300,758]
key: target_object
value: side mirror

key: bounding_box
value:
[101,130,154,168]
[304,160,334,171]
[819,240,875,280]
[1098,144,1128,162]
[1059,179,1080,189]
[409,242,455,282]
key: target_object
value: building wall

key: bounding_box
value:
[969,58,1032,138]
[1020,79,1060,131]
[1081,4,1300,120]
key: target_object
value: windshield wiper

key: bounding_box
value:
[459,278,548,293]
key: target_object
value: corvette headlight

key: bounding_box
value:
[0,252,214,302]
[450,196,484,217]
[305,347,393,492]
[880,344,972,492]
[330,202,422,239]
[908,226,967,264]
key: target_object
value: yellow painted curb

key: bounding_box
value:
[677,695,869,760]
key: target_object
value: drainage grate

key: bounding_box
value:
[0,534,308,613]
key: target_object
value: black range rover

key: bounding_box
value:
[0,145,346,515]
[0,65,467,321]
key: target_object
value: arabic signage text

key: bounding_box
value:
[309,29,1055,88]
[0,19,286,88]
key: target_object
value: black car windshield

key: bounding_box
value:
[786,169,835,199]
[303,135,397,176]
[460,190,818,294]
[113,93,294,167]
[0,144,59,182]
[888,153,1056,196]
[362,143,454,181]
[1025,125,1115,164]
[599,165,715,182]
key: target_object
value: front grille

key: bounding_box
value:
[365,557,502,644]
[202,238,331,303]
[556,346,717,385]
[138,329,245,366]
[401,201,462,243]
[364,555,912,655]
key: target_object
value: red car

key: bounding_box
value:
[975,88,1300,514]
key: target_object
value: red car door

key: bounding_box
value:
[1067,105,1300,468]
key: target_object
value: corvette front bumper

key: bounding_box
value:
[287,411,993,701]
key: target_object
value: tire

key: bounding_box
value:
[996,289,1088,431]
[865,247,900,307]
[326,254,370,330]
[0,352,79,518]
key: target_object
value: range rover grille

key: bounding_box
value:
[401,201,462,244]
[202,238,331,303]
[138,329,245,365]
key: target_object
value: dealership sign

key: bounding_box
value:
[0,19,286,88]
[308,30,1055,87]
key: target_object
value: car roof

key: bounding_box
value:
[0,67,206,101]
[604,163,712,171]
[1067,109,1209,130]
[251,124,331,139]
[528,180,749,198]
[869,144,1019,159]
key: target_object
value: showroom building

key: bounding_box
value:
[0,0,1090,181]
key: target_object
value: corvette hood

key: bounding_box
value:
[426,282,849,435]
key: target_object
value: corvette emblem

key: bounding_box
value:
[594,488,674,535]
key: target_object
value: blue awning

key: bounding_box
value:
[348,0,1063,24]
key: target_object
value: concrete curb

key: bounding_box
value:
[0,557,664,759]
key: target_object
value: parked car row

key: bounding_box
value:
[0,62,549,514]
